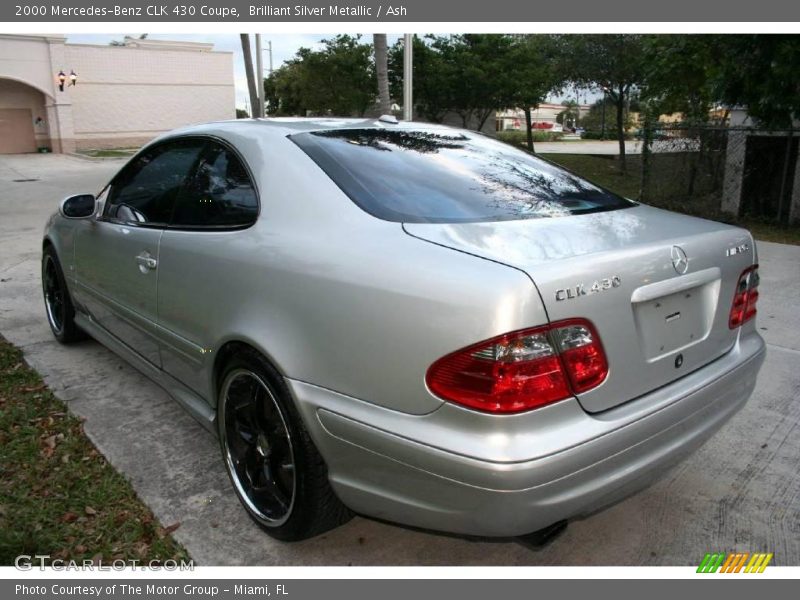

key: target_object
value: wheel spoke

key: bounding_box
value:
[250,463,290,514]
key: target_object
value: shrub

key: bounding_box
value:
[581,130,634,140]
[496,130,564,145]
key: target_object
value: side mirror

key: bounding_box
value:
[60,194,96,219]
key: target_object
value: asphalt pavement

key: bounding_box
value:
[1,154,798,565]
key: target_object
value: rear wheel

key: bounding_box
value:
[217,348,352,540]
[42,246,85,343]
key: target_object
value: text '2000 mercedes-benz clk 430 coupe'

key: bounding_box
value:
[42,118,765,541]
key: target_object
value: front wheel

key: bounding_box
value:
[217,348,352,540]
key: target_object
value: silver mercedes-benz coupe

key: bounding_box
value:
[42,118,765,541]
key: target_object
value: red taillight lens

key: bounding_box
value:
[729,265,759,329]
[426,319,608,414]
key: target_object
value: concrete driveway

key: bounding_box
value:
[1,154,798,566]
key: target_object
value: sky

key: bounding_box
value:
[65,33,594,112]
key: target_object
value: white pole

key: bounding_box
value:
[403,33,413,121]
[268,40,273,76]
[255,34,264,118]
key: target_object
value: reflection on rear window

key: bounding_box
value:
[290,128,634,223]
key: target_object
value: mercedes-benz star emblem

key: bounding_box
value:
[671,246,689,275]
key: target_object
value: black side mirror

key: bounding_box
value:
[60,194,96,219]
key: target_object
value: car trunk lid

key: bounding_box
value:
[404,204,755,413]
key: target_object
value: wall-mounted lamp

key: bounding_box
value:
[56,70,78,92]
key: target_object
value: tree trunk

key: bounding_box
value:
[240,34,260,118]
[524,107,535,154]
[476,108,494,132]
[638,110,653,200]
[777,127,794,224]
[373,34,391,115]
[616,86,626,174]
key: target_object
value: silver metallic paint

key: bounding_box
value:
[43,118,765,537]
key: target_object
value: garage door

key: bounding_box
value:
[0,108,36,154]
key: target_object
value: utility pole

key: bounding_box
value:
[268,40,273,76]
[403,33,413,121]
[255,34,265,118]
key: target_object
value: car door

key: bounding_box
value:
[156,139,260,397]
[72,138,206,366]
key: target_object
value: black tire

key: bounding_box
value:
[42,245,86,344]
[217,347,352,541]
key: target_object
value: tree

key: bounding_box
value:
[557,100,580,129]
[555,34,647,173]
[235,108,250,119]
[388,35,452,123]
[640,35,722,124]
[578,96,631,134]
[389,34,538,132]
[508,36,563,152]
[264,35,376,117]
[440,34,518,131]
[373,34,391,114]
[264,61,306,116]
[711,35,800,128]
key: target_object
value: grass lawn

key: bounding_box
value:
[0,336,189,566]
[541,153,800,246]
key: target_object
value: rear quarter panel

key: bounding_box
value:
[155,131,546,415]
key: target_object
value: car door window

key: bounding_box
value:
[170,141,259,228]
[104,139,205,226]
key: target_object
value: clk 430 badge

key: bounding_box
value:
[555,276,622,301]
[726,242,750,257]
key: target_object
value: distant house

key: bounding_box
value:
[0,34,235,154]
[496,102,592,131]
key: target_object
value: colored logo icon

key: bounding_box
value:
[697,552,773,573]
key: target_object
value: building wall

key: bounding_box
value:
[64,42,235,150]
[0,35,58,98]
[1,35,235,153]
[0,78,49,147]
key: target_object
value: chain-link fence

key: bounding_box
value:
[637,124,799,225]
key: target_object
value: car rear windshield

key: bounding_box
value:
[290,128,634,223]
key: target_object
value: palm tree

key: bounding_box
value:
[240,34,261,118]
[109,33,147,47]
[558,100,581,130]
[373,34,391,115]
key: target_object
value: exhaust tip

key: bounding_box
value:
[516,520,568,549]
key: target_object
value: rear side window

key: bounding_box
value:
[105,139,205,225]
[291,129,633,223]
[170,141,258,228]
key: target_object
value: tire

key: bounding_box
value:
[42,245,86,344]
[217,347,352,541]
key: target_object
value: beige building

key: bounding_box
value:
[0,34,235,154]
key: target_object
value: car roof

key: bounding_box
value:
[160,117,462,141]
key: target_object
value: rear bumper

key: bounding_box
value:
[288,331,766,537]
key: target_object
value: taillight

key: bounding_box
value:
[729,265,759,329]
[426,318,608,414]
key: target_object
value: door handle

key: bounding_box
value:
[135,252,157,272]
